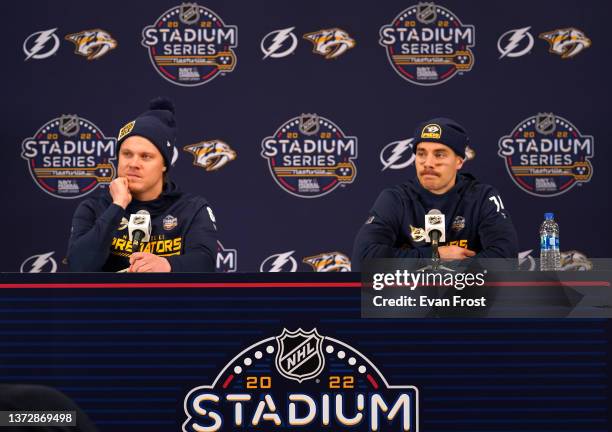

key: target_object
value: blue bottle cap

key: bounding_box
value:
[544,212,554,220]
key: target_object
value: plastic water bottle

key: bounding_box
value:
[539,213,560,271]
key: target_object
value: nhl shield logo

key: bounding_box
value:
[298,113,320,136]
[275,328,325,382]
[416,2,437,24]
[179,3,200,24]
[59,115,80,137]
[535,112,556,135]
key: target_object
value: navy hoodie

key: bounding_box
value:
[67,181,217,272]
[352,173,518,270]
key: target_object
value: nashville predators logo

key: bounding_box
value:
[183,140,237,172]
[303,252,351,272]
[118,121,135,141]
[539,28,591,59]
[303,28,356,59]
[421,124,441,140]
[65,29,117,60]
[560,250,593,271]
[410,225,426,242]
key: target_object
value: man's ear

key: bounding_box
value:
[456,157,465,170]
[162,166,167,172]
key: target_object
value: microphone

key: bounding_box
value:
[128,210,151,252]
[425,209,446,246]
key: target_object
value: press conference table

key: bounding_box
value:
[0,272,610,431]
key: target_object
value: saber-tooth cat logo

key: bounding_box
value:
[379,2,475,85]
[21,115,116,199]
[184,140,237,171]
[65,29,117,60]
[142,3,238,86]
[261,114,358,198]
[183,328,418,431]
[498,113,594,197]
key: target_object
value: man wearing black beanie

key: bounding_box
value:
[67,98,218,272]
[352,117,518,270]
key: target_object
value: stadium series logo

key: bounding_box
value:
[183,328,418,431]
[261,114,358,198]
[142,3,238,86]
[379,2,475,85]
[21,115,116,199]
[498,113,594,197]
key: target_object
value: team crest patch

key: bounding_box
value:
[163,215,178,231]
[65,29,117,60]
[275,328,325,383]
[141,3,238,86]
[183,140,237,171]
[421,124,441,140]
[302,252,351,272]
[21,115,116,199]
[379,2,475,86]
[498,113,594,197]
[118,121,135,141]
[410,225,426,242]
[118,217,129,231]
[261,114,358,198]
[452,216,465,232]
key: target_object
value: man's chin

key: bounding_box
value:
[419,177,439,188]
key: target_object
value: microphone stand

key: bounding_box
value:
[417,235,454,272]
[431,238,441,271]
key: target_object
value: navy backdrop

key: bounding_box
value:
[2,0,610,272]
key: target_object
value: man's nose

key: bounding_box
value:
[127,158,141,168]
[422,154,435,168]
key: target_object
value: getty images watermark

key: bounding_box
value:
[370,269,488,310]
[361,259,612,318]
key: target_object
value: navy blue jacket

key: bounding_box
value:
[67,181,217,272]
[352,173,518,270]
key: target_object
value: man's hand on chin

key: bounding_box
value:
[128,252,171,272]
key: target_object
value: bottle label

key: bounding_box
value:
[540,235,559,251]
